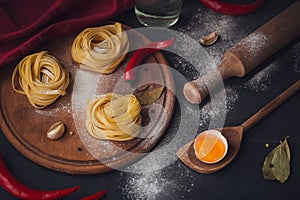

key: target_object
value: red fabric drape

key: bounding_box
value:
[0,0,135,66]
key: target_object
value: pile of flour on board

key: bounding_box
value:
[34,101,72,116]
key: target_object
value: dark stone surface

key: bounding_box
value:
[1,0,299,199]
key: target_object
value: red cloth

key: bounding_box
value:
[0,0,134,66]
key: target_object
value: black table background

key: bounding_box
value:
[1,0,299,199]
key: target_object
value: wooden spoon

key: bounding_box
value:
[177,80,300,174]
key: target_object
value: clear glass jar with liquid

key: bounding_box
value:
[134,0,183,28]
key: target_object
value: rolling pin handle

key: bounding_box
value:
[183,52,244,104]
[183,78,207,104]
[183,70,215,104]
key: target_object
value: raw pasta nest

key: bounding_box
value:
[86,93,142,141]
[12,51,70,109]
[71,22,129,74]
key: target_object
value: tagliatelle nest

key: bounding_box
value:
[85,93,142,141]
[71,22,129,74]
[12,51,69,109]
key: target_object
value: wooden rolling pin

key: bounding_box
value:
[183,1,300,104]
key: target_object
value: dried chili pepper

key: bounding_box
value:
[124,37,174,83]
[80,189,107,200]
[0,154,79,200]
[199,0,265,15]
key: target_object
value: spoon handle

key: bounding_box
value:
[241,80,300,133]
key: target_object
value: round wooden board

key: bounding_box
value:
[0,25,175,174]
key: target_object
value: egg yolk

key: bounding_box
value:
[194,133,226,163]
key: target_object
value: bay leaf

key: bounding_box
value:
[283,139,291,162]
[135,84,149,92]
[262,138,291,183]
[272,142,290,183]
[134,84,165,106]
[262,147,276,180]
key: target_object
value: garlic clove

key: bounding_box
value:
[47,121,65,140]
[199,31,218,46]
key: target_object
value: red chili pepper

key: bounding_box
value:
[80,189,107,200]
[124,37,174,83]
[199,0,264,15]
[0,154,80,200]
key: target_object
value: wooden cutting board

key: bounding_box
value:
[0,25,175,174]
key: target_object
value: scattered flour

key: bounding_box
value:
[120,7,243,200]
[202,86,238,126]
[237,32,268,59]
[289,42,300,73]
[244,62,279,92]
[120,86,238,199]
[120,4,299,200]
[123,171,173,200]
[34,100,72,116]
[174,7,247,59]
[121,162,197,200]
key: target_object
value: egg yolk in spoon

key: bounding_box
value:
[194,130,227,164]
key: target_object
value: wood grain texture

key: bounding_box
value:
[0,25,175,174]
